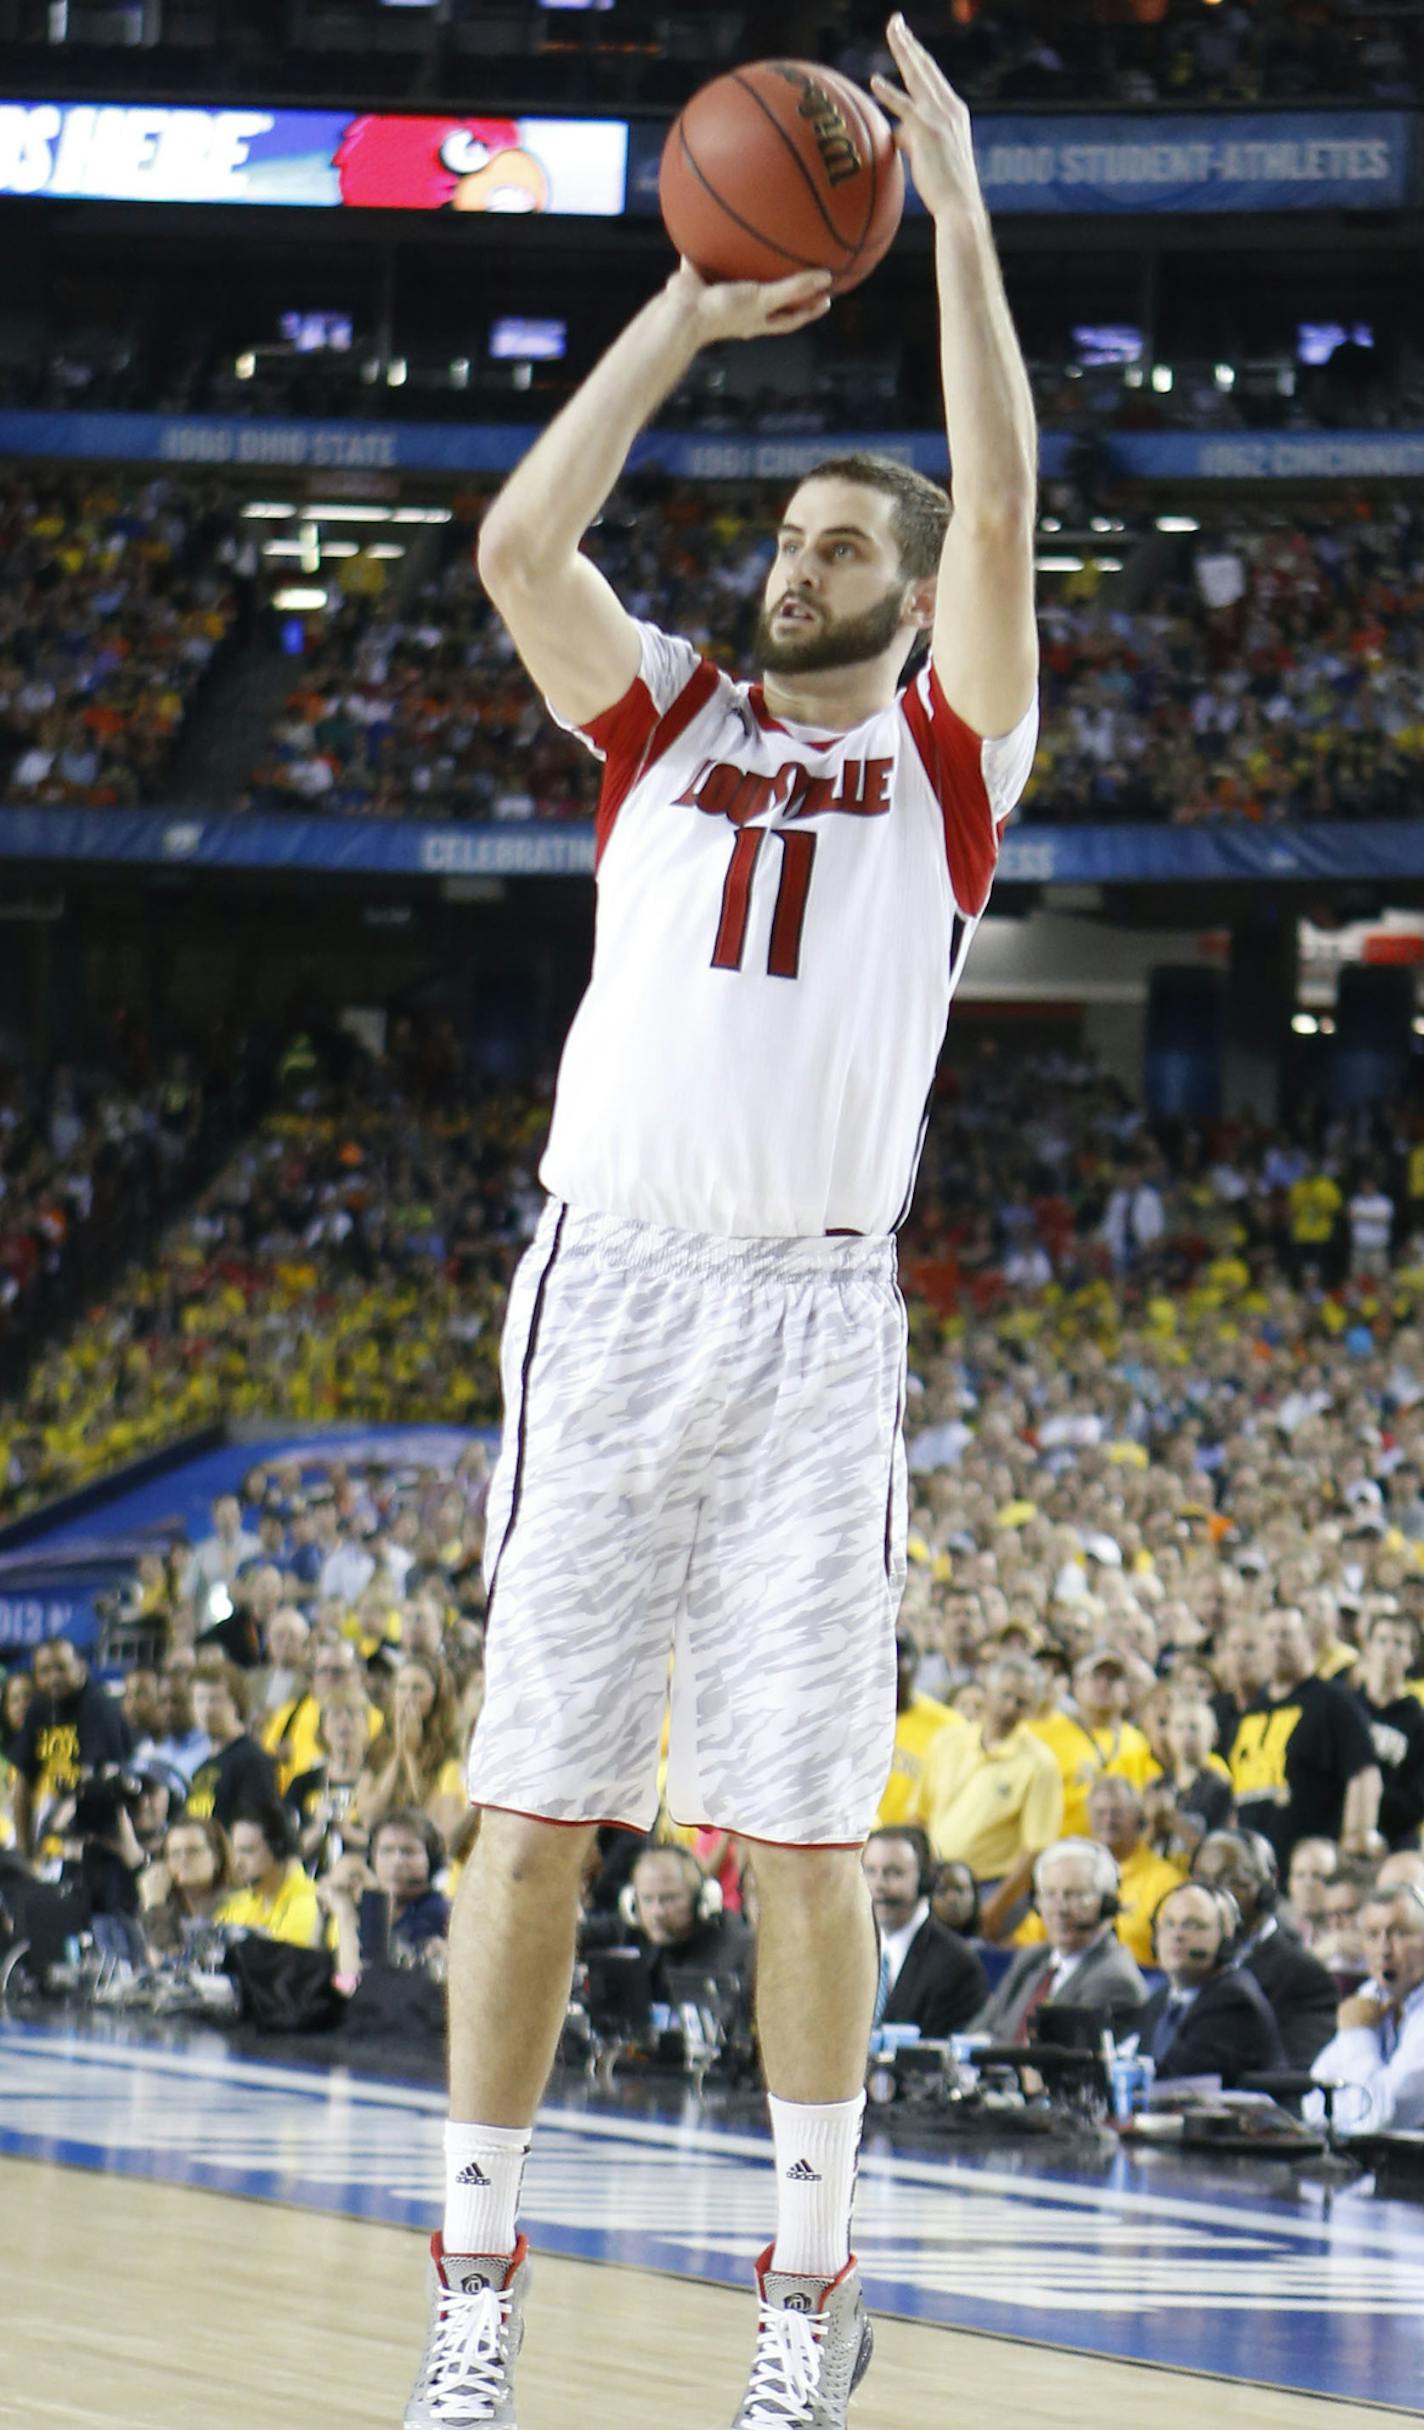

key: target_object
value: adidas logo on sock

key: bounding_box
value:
[457,2161,491,2187]
[785,2158,823,2183]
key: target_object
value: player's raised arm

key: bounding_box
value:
[873,14,1038,739]
[476,264,833,731]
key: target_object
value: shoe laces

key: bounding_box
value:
[741,2302,825,2424]
[427,2282,511,2423]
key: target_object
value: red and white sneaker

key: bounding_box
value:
[727,2245,875,2426]
[403,2233,530,2427]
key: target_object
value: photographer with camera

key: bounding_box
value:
[139,1814,235,1956]
[316,1810,452,1984]
[57,1765,153,1964]
[8,1637,131,1858]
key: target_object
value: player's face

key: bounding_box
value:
[758,480,912,676]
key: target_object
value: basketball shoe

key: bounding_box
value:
[403,2234,530,2427]
[727,2246,874,2426]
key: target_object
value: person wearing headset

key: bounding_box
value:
[1191,1827,1337,2066]
[621,1840,751,2013]
[1310,1881,1424,2129]
[1132,1882,1284,2088]
[216,1798,323,1948]
[862,1826,986,2038]
[971,1838,1146,2042]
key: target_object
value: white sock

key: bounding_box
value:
[767,2091,866,2281]
[443,2120,532,2258]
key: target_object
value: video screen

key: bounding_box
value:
[489,316,568,361]
[280,312,353,354]
[1072,325,1143,369]
[1297,321,1374,366]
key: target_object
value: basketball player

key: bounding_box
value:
[404,19,1038,2427]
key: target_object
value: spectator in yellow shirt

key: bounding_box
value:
[1086,1774,1185,1967]
[1028,1644,1162,1838]
[877,1635,964,1829]
[216,1801,323,1948]
[917,1655,1064,1941]
[1287,1167,1343,1286]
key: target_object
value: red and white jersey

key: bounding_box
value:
[540,622,1037,1239]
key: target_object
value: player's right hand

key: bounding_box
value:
[667,259,833,342]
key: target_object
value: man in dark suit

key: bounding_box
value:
[973,1837,1146,2041]
[1137,1880,1284,2086]
[1192,1827,1338,2066]
[863,1827,986,2038]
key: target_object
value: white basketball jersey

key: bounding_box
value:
[540,621,1037,1239]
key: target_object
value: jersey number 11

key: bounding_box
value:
[711,829,817,982]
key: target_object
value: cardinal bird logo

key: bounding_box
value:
[333,115,551,213]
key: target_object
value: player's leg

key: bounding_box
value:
[404,1813,593,2430]
[750,1837,878,2259]
[668,1234,905,2428]
[405,1205,716,2429]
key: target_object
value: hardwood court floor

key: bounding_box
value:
[1,2156,1405,2430]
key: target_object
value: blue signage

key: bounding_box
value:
[627,110,1414,219]
[0,804,1422,889]
[2,409,1423,487]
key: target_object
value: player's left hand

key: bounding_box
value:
[872,13,984,223]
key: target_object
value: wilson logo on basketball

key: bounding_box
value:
[771,65,863,188]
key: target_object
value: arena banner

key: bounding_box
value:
[2,806,1424,887]
[0,101,628,212]
[4,409,1424,486]
[1112,431,1424,483]
[626,110,1414,218]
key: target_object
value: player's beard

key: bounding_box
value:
[756,581,908,676]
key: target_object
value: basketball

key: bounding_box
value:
[659,58,904,296]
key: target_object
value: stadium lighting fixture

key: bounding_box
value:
[1151,364,1174,392]
[234,352,256,380]
[1036,554,1085,573]
[1291,1014,1319,1036]
[308,504,394,521]
[262,541,308,557]
[392,507,453,524]
[242,502,296,520]
[1414,1018,1424,1036]
[274,586,329,610]
[1090,517,1114,533]
[1155,515,1200,532]
[387,358,408,387]
[1214,363,1236,389]
[1038,516,1062,533]
[320,541,360,557]
[1092,557,1123,573]
[367,544,406,560]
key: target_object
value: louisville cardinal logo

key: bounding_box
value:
[333,115,551,213]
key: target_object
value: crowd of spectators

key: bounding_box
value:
[2,1045,1424,2122]
[0,474,241,810]
[243,488,1424,836]
[996,501,1424,826]
[0,1045,261,1395]
[0,1030,538,1512]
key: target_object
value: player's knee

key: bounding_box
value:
[472,1807,598,1894]
[751,1841,868,1915]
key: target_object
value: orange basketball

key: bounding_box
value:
[659,58,904,297]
